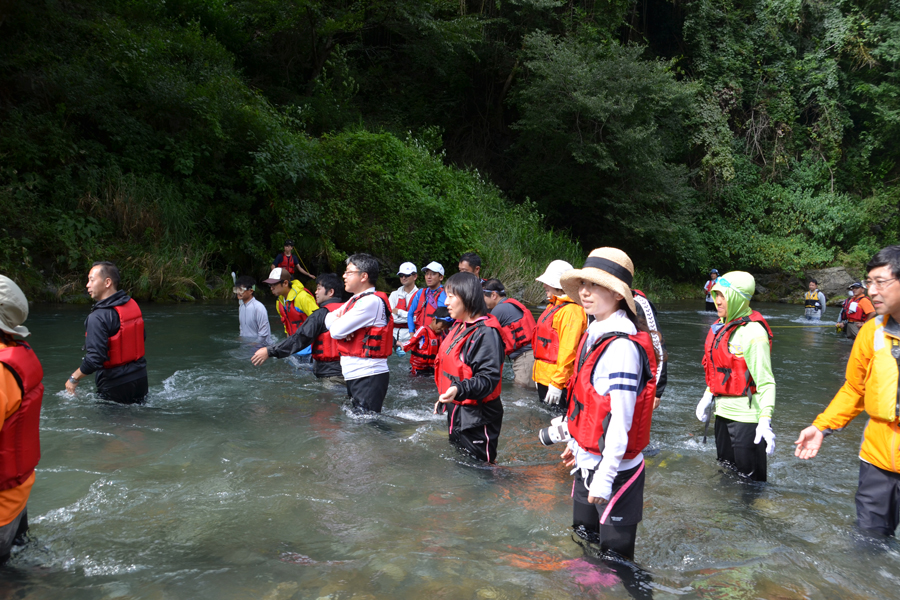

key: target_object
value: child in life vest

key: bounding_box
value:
[557,248,660,561]
[403,307,452,375]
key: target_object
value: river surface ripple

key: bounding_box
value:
[2,300,897,599]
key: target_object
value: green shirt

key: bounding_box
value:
[712,321,776,423]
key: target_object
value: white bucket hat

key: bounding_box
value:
[535,260,574,291]
[559,248,636,316]
[0,276,30,338]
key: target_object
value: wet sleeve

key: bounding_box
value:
[80,311,115,374]
[294,289,319,317]
[549,305,587,388]
[453,328,503,403]
[741,324,776,419]
[812,327,871,431]
[255,304,271,341]
[402,327,425,352]
[269,309,324,358]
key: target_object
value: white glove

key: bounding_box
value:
[544,384,563,405]
[754,417,776,455]
[696,389,714,422]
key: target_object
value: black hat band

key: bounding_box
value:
[582,256,633,287]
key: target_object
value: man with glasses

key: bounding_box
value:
[389,262,418,350]
[795,245,900,536]
[325,254,393,413]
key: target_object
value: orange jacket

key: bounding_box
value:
[813,315,900,472]
[531,295,587,388]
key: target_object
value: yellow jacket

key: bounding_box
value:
[813,315,900,472]
[532,295,587,388]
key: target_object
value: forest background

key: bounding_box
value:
[1,0,898,303]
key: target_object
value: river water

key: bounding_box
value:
[3,300,898,599]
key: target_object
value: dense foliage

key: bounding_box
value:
[1,0,897,300]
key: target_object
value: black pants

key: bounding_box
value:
[0,507,28,565]
[345,372,390,413]
[98,376,149,405]
[572,464,645,561]
[536,383,567,412]
[714,416,767,482]
[705,301,716,312]
[446,403,502,463]
[856,461,900,536]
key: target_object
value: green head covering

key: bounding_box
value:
[711,271,755,323]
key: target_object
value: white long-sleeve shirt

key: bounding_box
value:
[325,287,390,380]
[568,309,644,500]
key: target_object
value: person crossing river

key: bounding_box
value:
[695,271,776,482]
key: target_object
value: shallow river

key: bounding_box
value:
[3,300,898,599]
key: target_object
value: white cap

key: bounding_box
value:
[535,260,574,291]
[422,261,445,276]
[263,268,291,284]
[397,262,417,276]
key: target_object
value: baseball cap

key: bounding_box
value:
[422,261,445,276]
[848,281,864,290]
[397,262,417,276]
[263,268,291,284]
[284,240,294,246]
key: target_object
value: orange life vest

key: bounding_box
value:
[703,311,773,398]
[497,298,536,355]
[312,303,343,363]
[565,332,657,457]
[334,291,394,359]
[0,343,42,490]
[532,300,576,363]
[104,299,145,368]
[435,316,504,406]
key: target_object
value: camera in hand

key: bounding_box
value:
[538,415,572,446]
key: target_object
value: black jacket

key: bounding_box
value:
[268,297,342,379]
[81,290,148,390]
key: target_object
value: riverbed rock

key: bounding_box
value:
[804,267,856,299]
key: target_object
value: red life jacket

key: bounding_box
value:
[435,315,504,405]
[104,299,145,368]
[412,287,443,329]
[0,343,43,491]
[532,300,576,363]
[393,293,411,329]
[408,326,441,371]
[565,332,657,458]
[846,297,870,322]
[276,253,299,276]
[497,298,536,355]
[277,284,315,336]
[334,291,394,359]
[312,303,343,363]
[703,311,773,398]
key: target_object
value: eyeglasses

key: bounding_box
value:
[344,270,362,276]
[864,277,898,291]
[398,273,415,278]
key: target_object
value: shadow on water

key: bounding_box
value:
[4,300,900,598]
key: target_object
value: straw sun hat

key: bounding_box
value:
[559,248,636,316]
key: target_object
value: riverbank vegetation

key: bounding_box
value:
[1,1,897,303]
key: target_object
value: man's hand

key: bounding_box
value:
[794,426,825,459]
[434,386,458,414]
[653,397,661,410]
[587,495,609,505]
[560,446,575,468]
[251,347,270,366]
[65,378,78,395]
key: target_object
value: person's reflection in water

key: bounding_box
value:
[572,530,654,600]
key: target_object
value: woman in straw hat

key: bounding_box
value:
[0,276,42,563]
[532,260,587,410]
[557,248,661,561]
